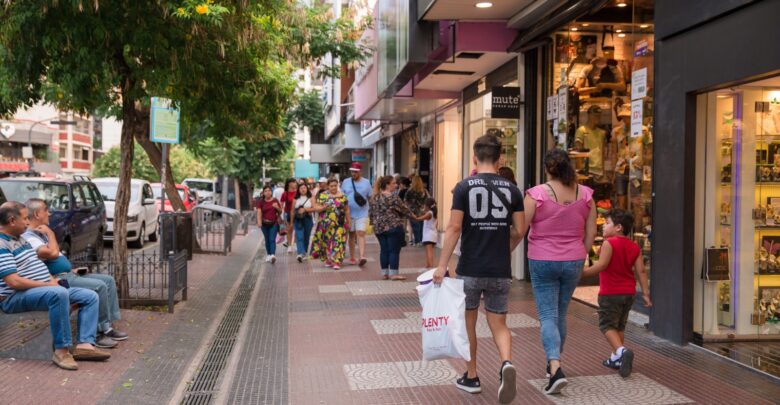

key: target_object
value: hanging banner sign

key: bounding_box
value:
[491,87,521,119]
[547,96,558,120]
[631,99,643,138]
[351,149,370,162]
[632,68,648,100]
[703,247,730,281]
[150,97,181,144]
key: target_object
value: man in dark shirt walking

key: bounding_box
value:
[434,134,526,404]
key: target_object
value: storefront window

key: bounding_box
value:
[697,76,780,345]
[543,1,654,307]
[464,81,520,178]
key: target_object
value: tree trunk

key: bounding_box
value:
[114,100,136,300]
[135,128,186,212]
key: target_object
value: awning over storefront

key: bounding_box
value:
[5,128,55,145]
[507,0,608,52]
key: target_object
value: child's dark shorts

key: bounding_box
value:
[598,294,635,333]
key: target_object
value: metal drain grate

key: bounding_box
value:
[180,257,261,405]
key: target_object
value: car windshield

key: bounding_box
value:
[185,181,213,192]
[95,183,140,202]
[152,186,185,200]
[0,181,70,211]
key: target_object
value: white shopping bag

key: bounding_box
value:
[416,277,471,361]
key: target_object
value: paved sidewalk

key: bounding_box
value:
[285,239,780,405]
[0,229,262,405]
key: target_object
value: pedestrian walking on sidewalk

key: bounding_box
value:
[415,197,438,268]
[281,178,298,255]
[257,185,282,264]
[310,179,349,270]
[404,175,428,246]
[342,162,372,267]
[433,134,526,404]
[293,183,315,263]
[582,209,651,378]
[368,176,416,280]
[524,148,597,395]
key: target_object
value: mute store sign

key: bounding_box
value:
[491,87,521,119]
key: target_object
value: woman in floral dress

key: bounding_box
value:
[310,178,350,270]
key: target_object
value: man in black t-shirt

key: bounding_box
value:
[434,134,525,404]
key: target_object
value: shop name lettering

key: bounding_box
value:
[492,95,519,106]
[422,316,450,328]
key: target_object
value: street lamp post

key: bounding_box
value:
[27,118,76,173]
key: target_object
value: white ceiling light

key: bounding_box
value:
[618,33,626,38]
[475,2,493,8]
[582,23,590,27]
[640,24,650,28]
[616,29,622,33]
[570,27,578,31]
[617,2,627,7]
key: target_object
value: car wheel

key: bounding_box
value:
[130,223,145,248]
[148,221,159,242]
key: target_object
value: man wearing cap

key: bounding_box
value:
[342,163,372,266]
[575,105,607,178]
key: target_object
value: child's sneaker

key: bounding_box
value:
[602,357,621,370]
[455,372,481,394]
[619,349,634,378]
[498,361,517,404]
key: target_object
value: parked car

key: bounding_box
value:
[151,183,198,212]
[93,178,159,248]
[182,178,217,203]
[0,176,106,258]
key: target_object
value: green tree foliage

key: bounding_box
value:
[287,90,325,136]
[93,144,210,183]
[0,0,369,295]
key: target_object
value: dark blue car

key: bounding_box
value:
[0,176,106,259]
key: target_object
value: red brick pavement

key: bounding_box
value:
[0,235,249,405]
[287,240,778,405]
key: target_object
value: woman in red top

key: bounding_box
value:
[256,185,282,264]
[280,178,298,253]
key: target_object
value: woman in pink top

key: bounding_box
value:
[524,149,597,395]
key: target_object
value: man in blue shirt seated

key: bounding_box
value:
[23,198,128,349]
[0,201,110,370]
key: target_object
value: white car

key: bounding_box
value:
[182,178,217,203]
[93,178,159,248]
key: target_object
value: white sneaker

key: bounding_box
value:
[271,255,277,264]
[296,255,303,263]
[264,256,271,263]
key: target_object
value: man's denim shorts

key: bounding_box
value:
[457,275,511,314]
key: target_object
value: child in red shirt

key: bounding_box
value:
[583,209,651,378]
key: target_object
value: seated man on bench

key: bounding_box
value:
[23,198,128,349]
[0,201,110,370]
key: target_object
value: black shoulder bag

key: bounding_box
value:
[350,179,367,207]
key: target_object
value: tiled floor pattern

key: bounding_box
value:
[343,360,458,390]
[528,373,693,405]
[318,280,420,296]
[289,243,780,404]
[370,311,539,337]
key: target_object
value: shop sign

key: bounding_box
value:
[634,39,650,57]
[631,99,643,137]
[546,96,558,121]
[352,149,370,162]
[491,87,520,119]
[703,247,730,281]
[557,87,567,121]
[632,68,648,100]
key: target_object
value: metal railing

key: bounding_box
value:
[192,204,241,255]
[71,250,188,313]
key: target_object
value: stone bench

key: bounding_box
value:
[0,305,79,361]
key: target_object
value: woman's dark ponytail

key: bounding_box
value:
[544,148,576,186]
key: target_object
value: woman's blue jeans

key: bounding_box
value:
[261,224,278,256]
[294,216,314,255]
[376,226,404,276]
[529,259,583,361]
[410,220,423,244]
